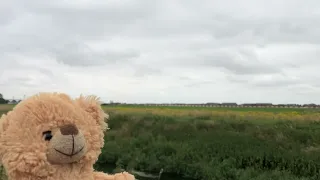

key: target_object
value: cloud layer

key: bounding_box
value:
[1,0,320,104]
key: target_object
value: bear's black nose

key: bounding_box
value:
[60,124,79,135]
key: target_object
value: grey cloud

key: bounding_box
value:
[226,72,303,89]
[178,76,192,81]
[172,47,281,75]
[0,77,36,87]
[0,59,20,72]
[53,43,140,66]
[250,78,302,88]
[0,0,149,67]
[0,61,64,89]
[184,80,216,88]
[176,75,217,88]
[35,68,54,78]
[120,6,320,45]
[2,0,319,70]
[0,60,54,79]
[19,0,159,39]
[2,0,320,104]
[20,65,55,79]
[0,1,23,26]
[294,74,320,88]
[292,84,320,95]
[211,17,320,45]
[57,50,140,66]
[0,34,140,67]
[225,75,249,84]
[133,65,162,77]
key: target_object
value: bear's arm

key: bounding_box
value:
[93,171,135,180]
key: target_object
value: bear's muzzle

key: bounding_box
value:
[46,124,87,164]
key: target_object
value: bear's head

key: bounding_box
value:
[0,92,109,179]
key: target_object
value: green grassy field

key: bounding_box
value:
[2,104,320,179]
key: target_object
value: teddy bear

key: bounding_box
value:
[0,92,135,180]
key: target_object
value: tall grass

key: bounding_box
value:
[96,106,320,179]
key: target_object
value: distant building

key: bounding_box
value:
[206,102,221,105]
[256,103,273,106]
[221,103,238,106]
[303,103,317,108]
[7,99,21,104]
[8,100,17,104]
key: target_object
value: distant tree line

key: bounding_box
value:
[0,93,9,104]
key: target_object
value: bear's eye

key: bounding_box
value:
[42,131,52,141]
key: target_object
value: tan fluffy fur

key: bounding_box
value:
[0,92,135,180]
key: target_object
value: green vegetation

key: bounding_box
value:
[95,108,320,180]
[2,105,320,179]
[0,93,8,104]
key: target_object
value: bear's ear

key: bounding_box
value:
[74,95,108,131]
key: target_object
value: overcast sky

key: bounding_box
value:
[1,0,320,104]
